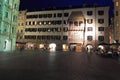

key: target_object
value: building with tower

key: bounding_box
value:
[17,6,109,51]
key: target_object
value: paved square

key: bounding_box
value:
[0,50,120,80]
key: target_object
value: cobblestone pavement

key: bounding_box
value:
[0,50,120,80]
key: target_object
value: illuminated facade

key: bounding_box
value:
[16,10,27,49]
[113,0,120,42]
[0,0,20,52]
[17,6,109,51]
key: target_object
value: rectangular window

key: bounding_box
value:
[98,10,104,15]
[56,20,62,25]
[87,27,93,31]
[5,12,8,18]
[63,36,68,40]
[46,36,50,40]
[116,11,118,16]
[63,27,68,32]
[87,36,93,41]
[74,21,78,26]
[37,36,40,39]
[33,21,35,25]
[43,14,47,18]
[13,15,17,22]
[98,19,104,24]
[20,36,22,39]
[64,20,68,24]
[0,4,2,14]
[87,11,93,16]
[98,36,104,42]
[54,13,56,17]
[98,27,104,31]
[57,13,62,17]
[48,14,52,18]
[21,30,23,33]
[12,27,14,33]
[57,28,61,32]
[25,35,36,39]
[69,21,73,26]
[79,21,83,26]
[14,3,17,10]
[64,13,69,17]
[87,19,93,24]
[39,14,42,18]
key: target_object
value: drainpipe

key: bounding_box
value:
[83,18,86,46]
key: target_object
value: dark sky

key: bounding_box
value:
[19,0,114,15]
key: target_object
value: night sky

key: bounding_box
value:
[19,0,114,16]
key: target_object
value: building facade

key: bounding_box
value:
[16,10,27,49]
[0,0,20,52]
[17,6,109,51]
[113,0,120,43]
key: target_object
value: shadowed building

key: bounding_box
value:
[16,10,27,50]
[113,0,120,43]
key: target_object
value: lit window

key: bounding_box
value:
[87,27,93,31]
[44,21,46,25]
[57,28,61,32]
[48,21,51,25]
[116,2,119,6]
[87,19,93,24]
[39,21,42,25]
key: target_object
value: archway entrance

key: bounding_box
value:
[49,43,56,51]
[86,44,93,53]
[4,39,11,51]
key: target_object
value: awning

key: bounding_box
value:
[16,42,26,44]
